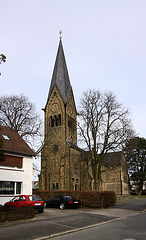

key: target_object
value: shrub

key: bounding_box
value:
[34,190,116,208]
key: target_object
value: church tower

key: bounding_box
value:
[40,37,77,191]
[39,36,129,195]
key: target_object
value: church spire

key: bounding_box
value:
[46,37,72,107]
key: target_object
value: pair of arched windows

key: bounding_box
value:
[50,114,61,128]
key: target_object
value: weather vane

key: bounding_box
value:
[59,30,62,39]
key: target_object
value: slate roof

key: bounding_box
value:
[66,140,122,166]
[66,140,89,161]
[102,151,122,166]
[66,140,84,152]
[0,125,35,157]
[46,39,72,108]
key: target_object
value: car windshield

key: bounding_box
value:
[52,196,61,200]
[12,196,20,202]
[63,196,73,200]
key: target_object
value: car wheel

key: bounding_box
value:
[59,203,65,210]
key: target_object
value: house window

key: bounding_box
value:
[0,181,14,194]
[2,134,10,141]
[0,181,22,195]
[16,182,21,194]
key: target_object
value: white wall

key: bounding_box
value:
[0,155,33,205]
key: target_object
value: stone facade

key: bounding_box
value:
[100,151,129,194]
[39,39,129,194]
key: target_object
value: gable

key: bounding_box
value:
[45,86,65,113]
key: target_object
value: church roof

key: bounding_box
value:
[102,151,123,166]
[66,140,85,152]
[46,39,72,107]
[66,140,123,166]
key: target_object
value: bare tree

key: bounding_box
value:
[0,54,6,75]
[0,54,6,64]
[0,127,3,148]
[0,94,43,150]
[78,89,135,190]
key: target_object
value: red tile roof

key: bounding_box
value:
[0,125,35,156]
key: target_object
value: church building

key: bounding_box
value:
[39,37,129,195]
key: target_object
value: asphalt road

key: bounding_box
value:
[50,211,146,240]
[0,198,145,240]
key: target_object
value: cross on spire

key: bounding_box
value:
[46,34,71,106]
[59,30,62,39]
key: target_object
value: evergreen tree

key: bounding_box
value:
[125,137,146,194]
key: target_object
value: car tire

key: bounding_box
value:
[59,203,65,210]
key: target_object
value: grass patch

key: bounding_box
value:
[133,195,146,199]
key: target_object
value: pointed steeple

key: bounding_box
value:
[46,38,72,106]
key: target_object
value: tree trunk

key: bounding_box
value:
[92,161,101,191]
[139,179,143,195]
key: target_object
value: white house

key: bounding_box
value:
[0,125,35,205]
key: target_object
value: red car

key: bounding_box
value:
[4,195,44,213]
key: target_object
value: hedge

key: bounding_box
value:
[0,206,35,223]
[34,190,116,208]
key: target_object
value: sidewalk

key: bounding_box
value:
[76,195,141,218]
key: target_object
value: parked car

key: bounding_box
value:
[0,204,4,209]
[4,195,44,213]
[130,190,139,195]
[44,195,81,209]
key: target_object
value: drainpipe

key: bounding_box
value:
[120,170,122,195]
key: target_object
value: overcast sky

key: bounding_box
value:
[1,0,146,140]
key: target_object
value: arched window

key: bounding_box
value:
[68,116,75,130]
[68,117,72,128]
[52,182,58,190]
[59,114,61,126]
[55,115,59,126]
[51,117,54,127]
